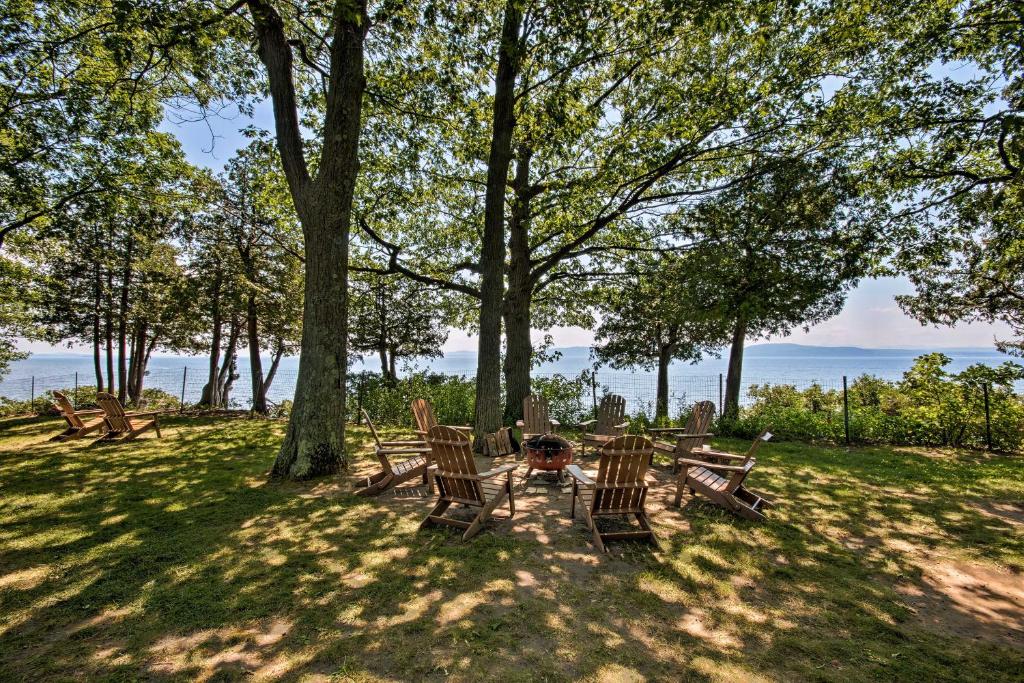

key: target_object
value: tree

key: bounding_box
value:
[594,254,730,419]
[220,138,303,414]
[348,272,449,383]
[356,0,858,432]
[675,157,880,418]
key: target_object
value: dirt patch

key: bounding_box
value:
[898,560,1024,649]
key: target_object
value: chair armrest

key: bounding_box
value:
[577,419,596,428]
[478,463,518,479]
[72,409,104,416]
[449,425,474,433]
[380,439,426,447]
[677,457,750,472]
[614,421,630,430]
[702,449,746,460]
[566,464,594,486]
[515,420,525,427]
[124,411,163,418]
[377,448,430,456]
[550,418,560,427]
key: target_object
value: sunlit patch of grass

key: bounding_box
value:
[0,416,1021,680]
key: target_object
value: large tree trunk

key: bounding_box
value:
[92,261,103,393]
[474,0,522,446]
[253,0,367,478]
[656,344,672,420]
[502,147,534,424]
[117,238,132,403]
[104,269,114,396]
[217,316,241,408]
[724,315,747,419]
[378,344,389,379]
[247,293,268,414]
[200,265,223,406]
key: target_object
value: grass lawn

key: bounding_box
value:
[0,415,1021,682]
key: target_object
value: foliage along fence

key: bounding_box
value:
[3,354,1022,452]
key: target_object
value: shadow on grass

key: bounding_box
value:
[0,418,1020,681]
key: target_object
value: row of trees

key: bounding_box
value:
[1,1,1020,477]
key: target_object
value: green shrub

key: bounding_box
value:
[724,354,1024,451]
[531,372,590,425]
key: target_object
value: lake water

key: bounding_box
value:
[3,345,1017,415]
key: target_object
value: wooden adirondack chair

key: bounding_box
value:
[411,399,472,439]
[567,435,658,552]
[673,430,775,521]
[649,400,716,472]
[420,425,518,541]
[516,394,560,440]
[355,410,431,496]
[50,391,105,441]
[95,392,162,441]
[577,394,628,455]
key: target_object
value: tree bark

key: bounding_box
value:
[200,265,223,406]
[656,344,672,420]
[218,316,241,407]
[104,268,114,396]
[377,344,389,379]
[250,0,368,478]
[474,0,522,446]
[247,293,268,414]
[117,237,133,403]
[502,146,533,424]
[724,315,747,419]
[92,261,103,393]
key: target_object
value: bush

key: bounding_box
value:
[0,385,181,418]
[531,372,590,425]
[724,354,1024,451]
[350,371,476,427]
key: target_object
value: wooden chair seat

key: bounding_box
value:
[674,430,775,521]
[421,426,518,541]
[50,391,105,441]
[355,409,432,496]
[95,392,162,441]
[568,435,658,552]
[411,399,472,439]
[648,401,715,471]
[577,394,628,456]
[517,394,559,441]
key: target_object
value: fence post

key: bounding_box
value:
[842,375,850,446]
[983,382,992,451]
[74,372,79,409]
[180,367,187,413]
[718,373,723,417]
[591,373,598,414]
[30,376,35,414]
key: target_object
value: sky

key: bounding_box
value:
[33,96,1001,356]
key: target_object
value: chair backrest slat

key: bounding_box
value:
[595,394,626,435]
[675,401,715,453]
[593,435,653,513]
[725,430,771,492]
[427,425,483,505]
[361,409,384,449]
[411,399,438,434]
[96,392,132,433]
[522,395,551,435]
[52,391,83,429]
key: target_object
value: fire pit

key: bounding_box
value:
[523,434,573,483]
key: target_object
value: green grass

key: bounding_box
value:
[0,415,1021,681]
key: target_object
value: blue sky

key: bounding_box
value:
[148,99,1014,355]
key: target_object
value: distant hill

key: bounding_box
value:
[742,343,1001,357]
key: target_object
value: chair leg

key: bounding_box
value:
[420,499,451,530]
[464,490,507,541]
[154,418,161,438]
[588,512,605,553]
[673,474,686,507]
[506,473,516,517]
[570,481,577,518]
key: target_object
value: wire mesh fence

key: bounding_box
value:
[2,365,1012,451]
